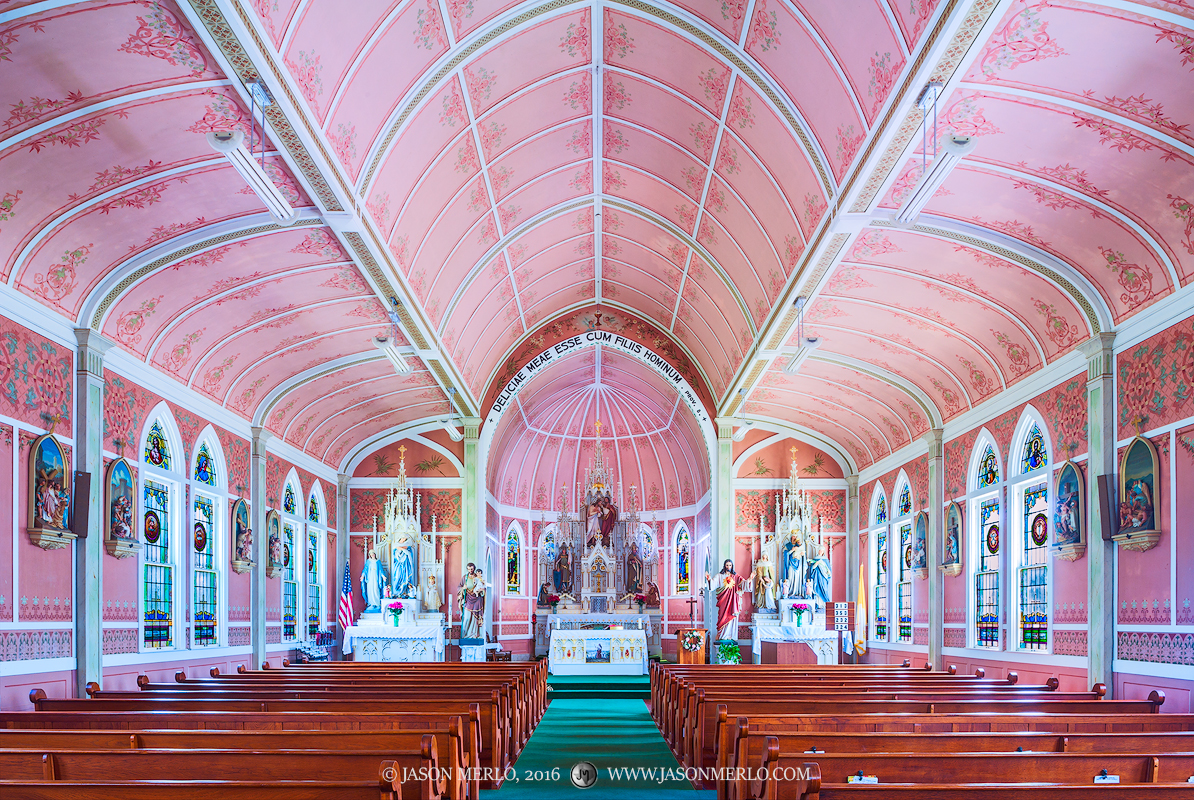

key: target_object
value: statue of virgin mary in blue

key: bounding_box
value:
[390,532,417,599]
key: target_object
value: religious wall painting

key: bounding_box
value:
[941,502,962,577]
[265,509,282,577]
[1114,436,1161,552]
[28,433,74,550]
[104,457,140,559]
[911,511,928,579]
[1052,460,1085,561]
[230,498,254,573]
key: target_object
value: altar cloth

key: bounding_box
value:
[548,628,647,675]
[347,623,444,662]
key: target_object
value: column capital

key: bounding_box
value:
[250,426,273,455]
[1079,333,1117,381]
[920,427,944,458]
[73,328,113,379]
[714,417,737,439]
[462,416,482,440]
[337,472,350,493]
[846,473,859,497]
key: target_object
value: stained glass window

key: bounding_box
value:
[977,445,999,488]
[874,528,888,640]
[283,484,297,515]
[1020,483,1049,649]
[1021,424,1048,473]
[874,494,887,525]
[897,523,912,642]
[307,494,320,523]
[676,527,690,593]
[506,528,521,593]
[897,485,911,517]
[193,495,217,646]
[193,442,216,486]
[144,421,171,470]
[143,478,172,648]
[307,531,321,637]
[283,522,297,640]
[976,498,1000,647]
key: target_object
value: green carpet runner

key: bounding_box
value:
[481,676,714,798]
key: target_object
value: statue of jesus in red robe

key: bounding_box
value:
[705,559,746,641]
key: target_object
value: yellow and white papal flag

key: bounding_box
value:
[855,564,867,656]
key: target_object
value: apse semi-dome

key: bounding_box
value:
[488,348,710,513]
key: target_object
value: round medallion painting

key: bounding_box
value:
[881,550,888,571]
[1030,513,1049,546]
[986,524,1000,554]
[903,546,912,568]
[308,550,314,571]
[283,543,291,567]
[144,510,161,544]
[193,522,207,553]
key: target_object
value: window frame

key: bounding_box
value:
[138,413,184,654]
[1007,413,1053,655]
[868,485,889,644]
[965,433,1003,651]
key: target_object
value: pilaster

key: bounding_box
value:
[336,472,350,658]
[924,428,945,671]
[845,474,860,617]
[1080,333,1116,693]
[73,328,112,695]
[250,426,271,668]
[714,418,735,568]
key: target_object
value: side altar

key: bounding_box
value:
[533,421,664,663]
[351,448,447,662]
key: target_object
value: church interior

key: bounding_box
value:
[2,0,1193,794]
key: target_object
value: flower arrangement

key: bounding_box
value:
[635,593,647,610]
[680,630,704,652]
[547,594,560,612]
[717,641,741,665]
[386,600,404,626]
[793,603,810,626]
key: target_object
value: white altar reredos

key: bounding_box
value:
[549,628,648,675]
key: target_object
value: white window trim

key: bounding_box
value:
[138,461,183,654]
[672,522,691,596]
[190,489,223,649]
[1007,414,1054,656]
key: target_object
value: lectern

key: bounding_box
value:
[675,628,707,664]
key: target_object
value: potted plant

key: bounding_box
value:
[386,599,404,627]
[634,593,647,613]
[793,603,810,627]
[717,640,741,665]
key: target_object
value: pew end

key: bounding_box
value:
[262,661,271,670]
[1092,682,1106,698]
[975,668,985,678]
[210,667,220,678]
[901,660,910,667]
[136,675,149,688]
[794,760,821,800]
[175,671,187,683]
[237,664,247,674]
[1007,671,1018,684]
[283,659,290,667]
[947,665,957,675]
[1046,677,1059,691]
[84,682,100,698]
[1149,690,1166,710]
[379,759,399,800]
[29,688,46,707]
[924,662,933,671]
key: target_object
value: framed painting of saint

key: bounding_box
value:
[1052,461,1085,561]
[941,502,962,576]
[911,511,928,579]
[104,457,140,559]
[265,509,282,577]
[1114,436,1161,552]
[28,433,74,550]
[231,498,254,573]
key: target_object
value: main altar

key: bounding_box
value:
[534,421,664,665]
[350,449,446,662]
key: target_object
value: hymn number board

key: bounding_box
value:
[830,602,854,632]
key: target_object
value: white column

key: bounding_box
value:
[73,328,112,694]
[845,474,859,611]
[1080,333,1116,693]
[925,428,945,671]
[250,426,271,668]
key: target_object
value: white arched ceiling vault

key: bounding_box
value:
[0,0,1189,475]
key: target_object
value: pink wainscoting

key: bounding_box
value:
[862,648,1089,692]
[1117,672,1194,714]
[102,651,293,693]
[2,669,73,711]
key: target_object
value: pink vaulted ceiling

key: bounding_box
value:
[5,0,1193,474]
[488,347,709,513]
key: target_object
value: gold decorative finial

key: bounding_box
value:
[398,444,407,458]
[595,420,602,437]
[790,445,798,462]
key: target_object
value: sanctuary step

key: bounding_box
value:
[549,675,651,702]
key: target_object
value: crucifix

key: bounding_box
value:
[398,444,406,463]
[685,596,698,626]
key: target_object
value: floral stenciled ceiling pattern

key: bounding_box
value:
[0,0,1191,476]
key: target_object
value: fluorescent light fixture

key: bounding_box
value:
[783,336,822,375]
[440,387,463,440]
[894,135,976,225]
[732,388,754,441]
[207,130,297,225]
[372,335,412,374]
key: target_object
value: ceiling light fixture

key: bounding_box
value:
[206,81,297,225]
[893,82,975,225]
[373,297,412,374]
[783,295,821,374]
[441,387,463,441]
[732,388,754,442]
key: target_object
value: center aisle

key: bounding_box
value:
[482,675,715,799]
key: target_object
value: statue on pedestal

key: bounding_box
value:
[360,545,389,612]
[459,562,486,640]
[552,543,573,593]
[390,530,417,599]
[423,573,442,611]
[704,559,746,641]
[805,538,832,609]
[625,542,643,595]
[752,551,776,611]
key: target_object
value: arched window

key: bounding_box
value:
[308,493,321,523]
[869,486,889,643]
[506,525,522,595]
[283,482,297,515]
[675,525,690,594]
[892,476,913,644]
[191,433,225,648]
[140,411,182,651]
[306,484,325,638]
[1011,412,1051,652]
[282,520,298,640]
[967,433,1001,649]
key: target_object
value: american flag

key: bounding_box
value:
[337,563,353,654]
